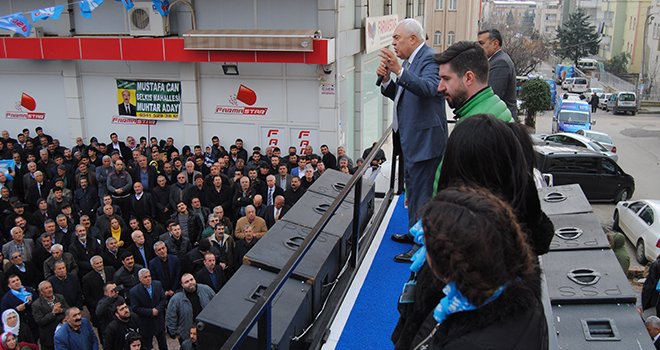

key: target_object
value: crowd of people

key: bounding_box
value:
[0,127,385,349]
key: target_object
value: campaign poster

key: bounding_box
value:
[116,79,181,120]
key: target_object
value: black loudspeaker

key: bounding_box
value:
[243,221,342,316]
[548,213,610,251]
[196,265,312,350]
[282,191,356,262]
[306,169,376,232]
[538,184,592,216]
[541,249,636,305]
[551,304,655,349]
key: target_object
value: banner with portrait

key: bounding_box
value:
[116,79,181,120]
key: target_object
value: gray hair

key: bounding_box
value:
[245,205,255,212]
[53,260,67,269]
[50,244,63,253]
[131,230,143,240]
[398,18,425,41]
[89,255,103,265]
[138,268,151,278]
[646,316,660,328]
[105,237,117,246]
[38,280,52,292]
[153,241,166,251]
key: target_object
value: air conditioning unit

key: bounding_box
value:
[127,2,170,37]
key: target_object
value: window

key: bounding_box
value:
[418,0,424,16]
[547,156,599,174]
[600,159,618,175]
[433,31,443,46]
[447,31,456,45]
[628,201,645,213]
[639,207,655,226]
[435,0,443,10]
[448,0,457,10]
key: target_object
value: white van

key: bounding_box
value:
[569,77,589,93]
[606,91,638,115]
[577,58,599,70]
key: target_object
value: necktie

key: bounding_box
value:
[392,60,410,132]
[125,104,130,114]
[275,208,280,221]
[37,183,42,197]
[267,188,273,206]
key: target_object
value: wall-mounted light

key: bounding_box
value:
[222,63,239,75]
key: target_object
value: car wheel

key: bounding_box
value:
[636,240,649,265]
[612,210,620,231]
[606,107,609,112]
[615,188,630,202]
[632,111,637,115]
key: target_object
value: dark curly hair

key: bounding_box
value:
[422,186,536,306]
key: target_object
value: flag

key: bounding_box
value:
[31,5,66,22]
[80,0,104,19]
[0,160,15,181]
[0,13,32,37]
[118,0,134,10]
[151,0,170,16]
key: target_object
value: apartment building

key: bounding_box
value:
[535,0,562,39]
[425,0,481,51]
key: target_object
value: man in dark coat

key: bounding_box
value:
[31,280,68,350]
[478,28,518,119]
[129,182,155,221]
[48,260,83,308]
[104,301,141,350]
[590,92,599,112]
[194,252,226,293]
[283,176,305,206]
[148,241,181,298]
[130,268,168,350]
[94,282,124,347]
[264,195,288,229]
[69,224,103,278]
[1,275,37,338]
[82,255,115,327]
[113,250,143,302]
[5,251,41,290]
[73,177,99,220]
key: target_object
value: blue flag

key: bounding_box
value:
[0,13,32,37]
[152,0,170,16]
[118,0,134,10]
[0,160,15,181]
[31,5,66,22]
[80,0,104,19]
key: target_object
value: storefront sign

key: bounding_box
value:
[216,84,268,116]
[116,79,181,120]
[365,15,398,54]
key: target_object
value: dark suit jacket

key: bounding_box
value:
[131,167,157,192]
[488,49,518,118]
[148,255,181,292]
[26,181,52,211]
[5,261,41,290]
[264,205,288,229]
[31,292,68,348]
[118,103,137,116]
[194,267,226,293]
[381,44,447,164]
[261,185,285,206]
[69,238,103,277]
[129,280,167,336]
[81,267,116,321]
[108,141,133,162]
[128,243,155,269]
[129,192,155,221]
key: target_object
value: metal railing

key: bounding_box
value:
[219,126,399,350]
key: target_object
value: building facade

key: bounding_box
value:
[425,0,481,51]
[535,0,562,39]
[601,0,651,73]
[0,0,429,160]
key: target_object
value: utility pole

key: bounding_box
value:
[639,6,655,103]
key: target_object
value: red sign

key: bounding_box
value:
[216,84,268,116]
[5,111,45,120]
[111,117,157,125]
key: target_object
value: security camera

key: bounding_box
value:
[322,64,333,75]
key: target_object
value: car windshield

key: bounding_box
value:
[558,111,590,123]
[619,93,635,101]
[586,132,613,144]
[574,79,587,84]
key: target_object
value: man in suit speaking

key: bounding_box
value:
[477,29,517,120]
[378,18,447,262]
[118,89,137,116]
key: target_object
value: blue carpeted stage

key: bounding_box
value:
[323,195,412,349]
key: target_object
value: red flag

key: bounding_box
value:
[20,92,36,111]
[236,84,257,106]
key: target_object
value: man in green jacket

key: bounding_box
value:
[431,41,512,193]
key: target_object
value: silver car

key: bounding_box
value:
[542,133,618,162]
[576,129,617,154]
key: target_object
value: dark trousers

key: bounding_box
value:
[403,156,442,229]
[143,330,168,350]
[591,105,597,112]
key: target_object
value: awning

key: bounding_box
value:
[183,29,320,52]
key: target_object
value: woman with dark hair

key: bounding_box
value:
[141,216,166,242]
[103,216,131,248]
[412,186,547,349]
[392,115,553,349]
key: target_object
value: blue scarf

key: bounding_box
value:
[433,281,507,325]
[409,219,426,273]
[10,287,32,303]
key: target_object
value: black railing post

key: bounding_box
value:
[351,176,362,268]
[257,305,272,350]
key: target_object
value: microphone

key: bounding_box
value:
[376,75,384,86]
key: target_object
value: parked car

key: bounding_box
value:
[606,91,638,115]
[542,132,618,162]
[576,129,617,154]
[613,200,660,264]
[587,87,605,95]
[569,77,589,93]
[534,144,634,202]
[598,93,612,110]
[561,77,575,90]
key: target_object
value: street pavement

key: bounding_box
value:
[535,106,660,271]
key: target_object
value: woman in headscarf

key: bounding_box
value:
[0,332,37,350]
[1,310,34,344]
